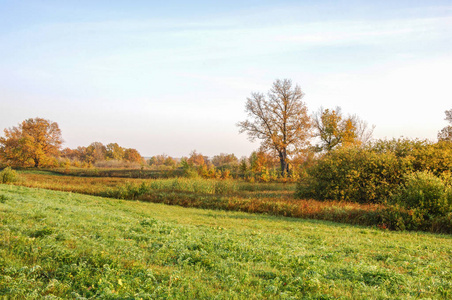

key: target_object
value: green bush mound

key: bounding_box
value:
[0,167,19,183]
[296,146,410,203]
[379,171,452,232]
[296,139,452,233]
[391,171,451,216]
[297,139,452,204]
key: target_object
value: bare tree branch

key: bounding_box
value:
[238,79,311,176]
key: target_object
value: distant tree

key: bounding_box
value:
[438,109,452,142]
[106,143,125,160]
[239,157,248,174]
[148,154,167,166]
[85,142,107,163]
[212,153,239,167]
[312,107,374,152]
[249,151,278,173]
[0,117,63,168]
[187,150,206,167]
[163,156,177,167]
[61,147,77,160]
[148,156,158,166]
[124,148,143,163]
[238,79,311,176]
[75,146,88,162]
[149,154,176,168]
[350,114,375,146]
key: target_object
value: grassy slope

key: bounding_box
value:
[1,184,451,299]
[15,172,388,231]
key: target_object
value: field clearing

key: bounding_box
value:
[13,171,388,229]
[1,184,451,299]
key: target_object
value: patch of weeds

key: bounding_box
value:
[0,194,10,203]
[254,270,278,280]
[140,218,158,227]
[55,233,68,241]
[374,253,391,262]
[29,227,54,238]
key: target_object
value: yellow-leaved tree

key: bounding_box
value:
[0,118,63,168]
[312,107,374,152]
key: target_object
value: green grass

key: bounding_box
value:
[1,184,451,299]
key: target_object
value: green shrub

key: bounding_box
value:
[390,171,452,217]
[0,194,10,203]
[214,180,237,195]
[107,182,151,199]
[372,139,452,176]
[184,168,199,178]
[297,139,452,204]
[296,146,410,203]
[431,212,452,233]
[0,167,19,183]
[379,205,427,231]
[440,171,452,187]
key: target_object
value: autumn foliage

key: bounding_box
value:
[312,106,374,152]
[0,118,62,168]
[0,118,144,169]
[61,142,144,167]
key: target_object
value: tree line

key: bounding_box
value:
[61,142,143,168]
[1,79,450,177]
[0,118,144,168]
[238,79,451,177]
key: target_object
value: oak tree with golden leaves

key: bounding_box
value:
[238,79,311,176]
[0,117,63,167]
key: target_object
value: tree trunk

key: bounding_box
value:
[279,150,287,177]
[34,156,40,168]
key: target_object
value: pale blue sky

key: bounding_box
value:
[1,1,451,157]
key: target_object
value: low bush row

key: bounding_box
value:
[297,139,452,203]
[296,139,452,233]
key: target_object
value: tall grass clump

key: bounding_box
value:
[106,178,239,199]
[0,167,19,183]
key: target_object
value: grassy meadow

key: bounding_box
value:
[1,184,451,299]
[11,170,392,231]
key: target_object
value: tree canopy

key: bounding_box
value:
[0,118,63,168]
[238,79,311,176]
[312,106,374,152]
